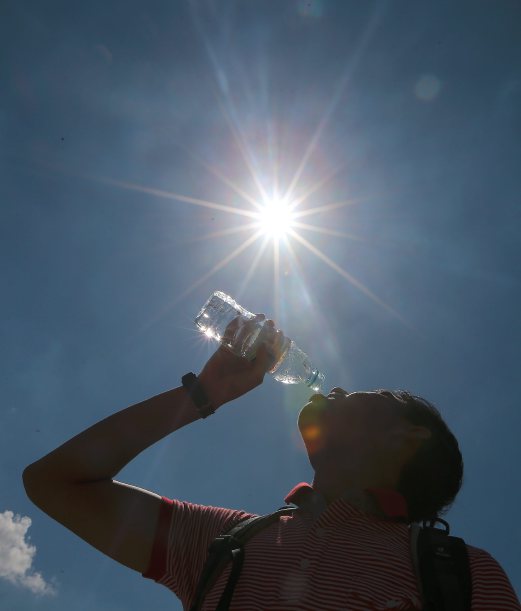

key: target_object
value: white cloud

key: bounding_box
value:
[0,510,56,596]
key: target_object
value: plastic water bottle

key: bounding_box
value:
[195,291,325,391]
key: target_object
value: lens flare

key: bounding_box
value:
[302,424,321,441]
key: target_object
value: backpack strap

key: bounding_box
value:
[412,518,472,611]
[190,506,296,611]
[192,508,472,611]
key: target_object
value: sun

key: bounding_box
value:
[255,196,295,239]
[102,157,401,322]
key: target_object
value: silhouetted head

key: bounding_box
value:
[298,388,463,522]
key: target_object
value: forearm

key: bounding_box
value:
[24,386,201,486]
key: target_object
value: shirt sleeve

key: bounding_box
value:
[142,496,255,607]
[467,545,521,610]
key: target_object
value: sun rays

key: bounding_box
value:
[99,159,403,325]
[93,2,403,326]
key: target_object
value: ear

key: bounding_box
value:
[396,425,431,463]
[388,423,430,455]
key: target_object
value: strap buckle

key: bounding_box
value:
[208,534,243,555]
[422,517,450,534]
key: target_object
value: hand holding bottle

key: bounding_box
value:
[198,314,285,409]
[195,291,325,392]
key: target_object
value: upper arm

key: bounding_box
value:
[25,476,163,574]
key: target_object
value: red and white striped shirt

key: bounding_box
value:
[143,483,520,610]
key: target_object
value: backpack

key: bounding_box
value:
[190,506,471,611]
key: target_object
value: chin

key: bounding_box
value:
[298,396,328,430]
[298,403,329,462]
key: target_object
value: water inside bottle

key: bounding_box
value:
[272,344,324,391]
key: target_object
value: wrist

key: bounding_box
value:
[181,373,216,418]
[197,372,226,410]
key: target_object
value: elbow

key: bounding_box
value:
[23,464,39,502]
[23,462,75,525]
[22,463,49,507]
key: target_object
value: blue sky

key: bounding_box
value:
[1,1,520,608]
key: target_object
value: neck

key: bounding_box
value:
[312,463,399,505]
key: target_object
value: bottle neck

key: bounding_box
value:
[306,369,319,388]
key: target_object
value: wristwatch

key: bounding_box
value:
[181,372,215,419]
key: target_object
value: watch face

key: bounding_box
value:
[182,372,197,386]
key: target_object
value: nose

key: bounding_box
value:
[308,393,327,404]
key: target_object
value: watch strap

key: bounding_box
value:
[182,372,215,418]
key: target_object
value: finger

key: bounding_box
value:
[222,315,242,342]
[253,342,274,374]
[266,328,284,349]
[222,314,256,346]
[261,321,280,347]
[234,315,263,348]
[271,330,290,364]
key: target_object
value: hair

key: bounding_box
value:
[379,390,464,523]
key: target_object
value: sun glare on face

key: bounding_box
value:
[255,197,295,239]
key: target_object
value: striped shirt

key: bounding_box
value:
[143,482,520,610]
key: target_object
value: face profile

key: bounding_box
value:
[298,388,432,492]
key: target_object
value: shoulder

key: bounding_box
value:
[465,544,520,610]
[143,496,259,605]
[466,543,513,578]
[160,496,258,547]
